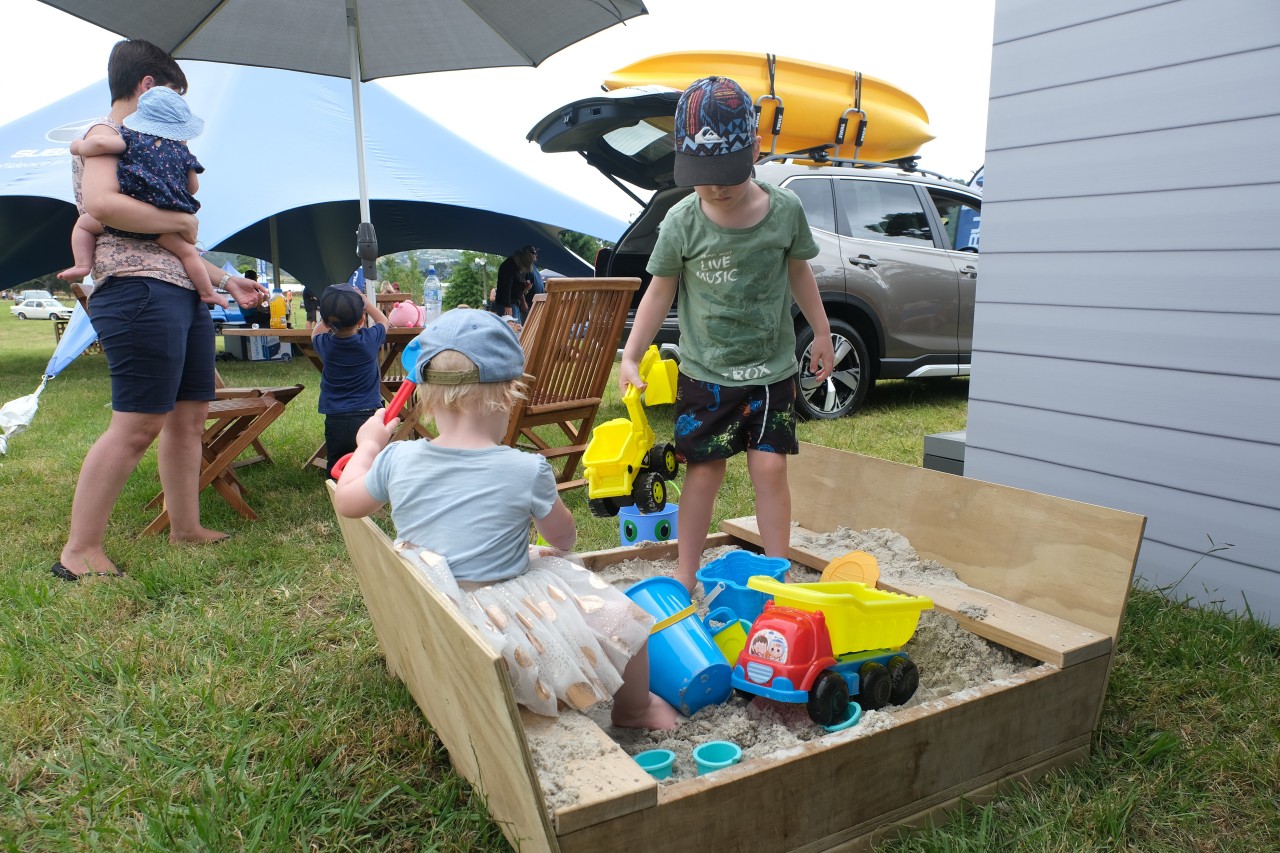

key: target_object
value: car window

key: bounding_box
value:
[784,176,837,234]
[836,179,933,247]
[602,117,675,169]
[928,190,981,252]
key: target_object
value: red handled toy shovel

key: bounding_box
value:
[330,335,423,480]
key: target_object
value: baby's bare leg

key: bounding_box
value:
[58,213,103,282]
[156,233,227,307]
[611,643,679,730]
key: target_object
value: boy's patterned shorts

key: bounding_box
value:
[673,373,799,463]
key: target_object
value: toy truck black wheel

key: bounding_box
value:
[632,472,666,513]
[588,497,620,518]
[806,670,851,727]
[857,661,892,711]
[647,443,680,479]
[886,655,919,705]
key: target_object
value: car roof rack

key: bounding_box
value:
[758,146,961,184]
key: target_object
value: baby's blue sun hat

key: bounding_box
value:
[123,86,205,141]
[414,309,525,385]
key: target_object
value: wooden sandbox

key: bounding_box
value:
[330,443,1146,852]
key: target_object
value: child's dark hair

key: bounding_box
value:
[107,40,188,102]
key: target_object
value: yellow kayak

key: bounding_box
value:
[604,51,934,162]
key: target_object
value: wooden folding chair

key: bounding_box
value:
[141,385,302,535]
[212,371,304,467]
[502,277,641,490]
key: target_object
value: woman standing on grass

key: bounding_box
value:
[53,39,268,582]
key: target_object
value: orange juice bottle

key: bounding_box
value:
[269,287,286,329]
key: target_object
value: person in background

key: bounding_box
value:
[379,280,401,295]
[302,287,320,330]
[55,38,268,581]
[618,76,834,594]
[333,309,678,729]
[526,245,546,303]
[312,284,389,480]
[239,268,267,327]
[491,245,535,322]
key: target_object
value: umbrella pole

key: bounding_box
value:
[347,2,378,299]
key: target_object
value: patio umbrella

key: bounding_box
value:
[35,0,648,288]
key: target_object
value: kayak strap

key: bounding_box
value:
[754,52,785,154]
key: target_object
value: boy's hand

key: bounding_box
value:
[617,357,645,396]
[356,408,399,452]
[807,334,836,383]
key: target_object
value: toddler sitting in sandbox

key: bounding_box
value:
[333,309,677,729]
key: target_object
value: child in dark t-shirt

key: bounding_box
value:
[312,284,390,479]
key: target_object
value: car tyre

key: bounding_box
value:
[796,317,871,419]
[632,472,666,514]
[16,312,27,320]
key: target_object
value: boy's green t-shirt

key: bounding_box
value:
[646,180,819,387]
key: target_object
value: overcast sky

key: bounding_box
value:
[2,0,995,223]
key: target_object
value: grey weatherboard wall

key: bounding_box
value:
[965,0,1280,623]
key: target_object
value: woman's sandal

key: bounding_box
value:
[51,561,126,582]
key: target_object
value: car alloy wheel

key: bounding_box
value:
[795,317,871,419]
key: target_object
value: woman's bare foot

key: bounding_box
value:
[57,546,122,578]
[612,692,680,730]
[170,527,232,545]
[58,265,91,282]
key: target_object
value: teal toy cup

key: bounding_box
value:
[692,740,742,775]
[625,576,732,716]
[696,551,791,623]
[618,502,678,546]
[634,748,676,780]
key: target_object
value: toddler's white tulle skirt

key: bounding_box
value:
[398,543,654,717]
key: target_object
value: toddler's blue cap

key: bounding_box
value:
[414,309,524,385]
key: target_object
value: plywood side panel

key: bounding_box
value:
[993,0,1171,42]
[557,659,1109,853]
[966,353,1280,446]
[966,401,1280,509]
[986,47,1280,150]
[978,185,1280,254]
[991,0,1278,96]
[973,251,1280,312]
[984,115,1280,198]
[973,303,1280,379]
[784,444,1144,638]
[327,487,559,853]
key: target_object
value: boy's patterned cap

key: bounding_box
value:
[318,283,364,329]
[123,86,204,141]
[414,308,524,385]
[673,76,757,188]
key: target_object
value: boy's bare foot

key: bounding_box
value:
[200,290,230,308]
[170,527,232,545]
[58,266,90,282]
[612,692,680,730]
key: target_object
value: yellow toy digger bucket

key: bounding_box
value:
[748,576,933,655]
[638,345,678,406]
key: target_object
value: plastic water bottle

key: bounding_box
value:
[422,267,442,325]
[269,287,287,329]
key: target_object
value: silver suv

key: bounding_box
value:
[530,88,981,418]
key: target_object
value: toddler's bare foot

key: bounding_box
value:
[58,265,90,282]
[612,692,680,730]
[200,290,230,308]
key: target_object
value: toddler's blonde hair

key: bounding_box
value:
[415,349,527,416]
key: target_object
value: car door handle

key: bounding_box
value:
[961,265,977,279]
[848,254,879,268]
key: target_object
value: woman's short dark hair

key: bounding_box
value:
[107,39,188,102]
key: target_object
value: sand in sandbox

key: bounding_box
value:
[525,527,1044,811]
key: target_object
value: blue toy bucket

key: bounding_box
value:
[618,502,678,546]
[696,551,791,623]
[625,576,732,716]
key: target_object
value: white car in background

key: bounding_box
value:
[10,298,74,320]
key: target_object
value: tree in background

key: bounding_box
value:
[377,252,423,301]
[558,230,611,270]
[444,251,501,310]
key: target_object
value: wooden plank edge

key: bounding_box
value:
[577,531,741,571]
[818,741,1092,852]
[720,517,1112,668]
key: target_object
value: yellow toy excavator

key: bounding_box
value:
[582,345,680,518]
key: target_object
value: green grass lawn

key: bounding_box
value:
[1,309,1275,850]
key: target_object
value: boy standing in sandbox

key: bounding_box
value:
[313,283,389,480]
[619,76,835,593]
